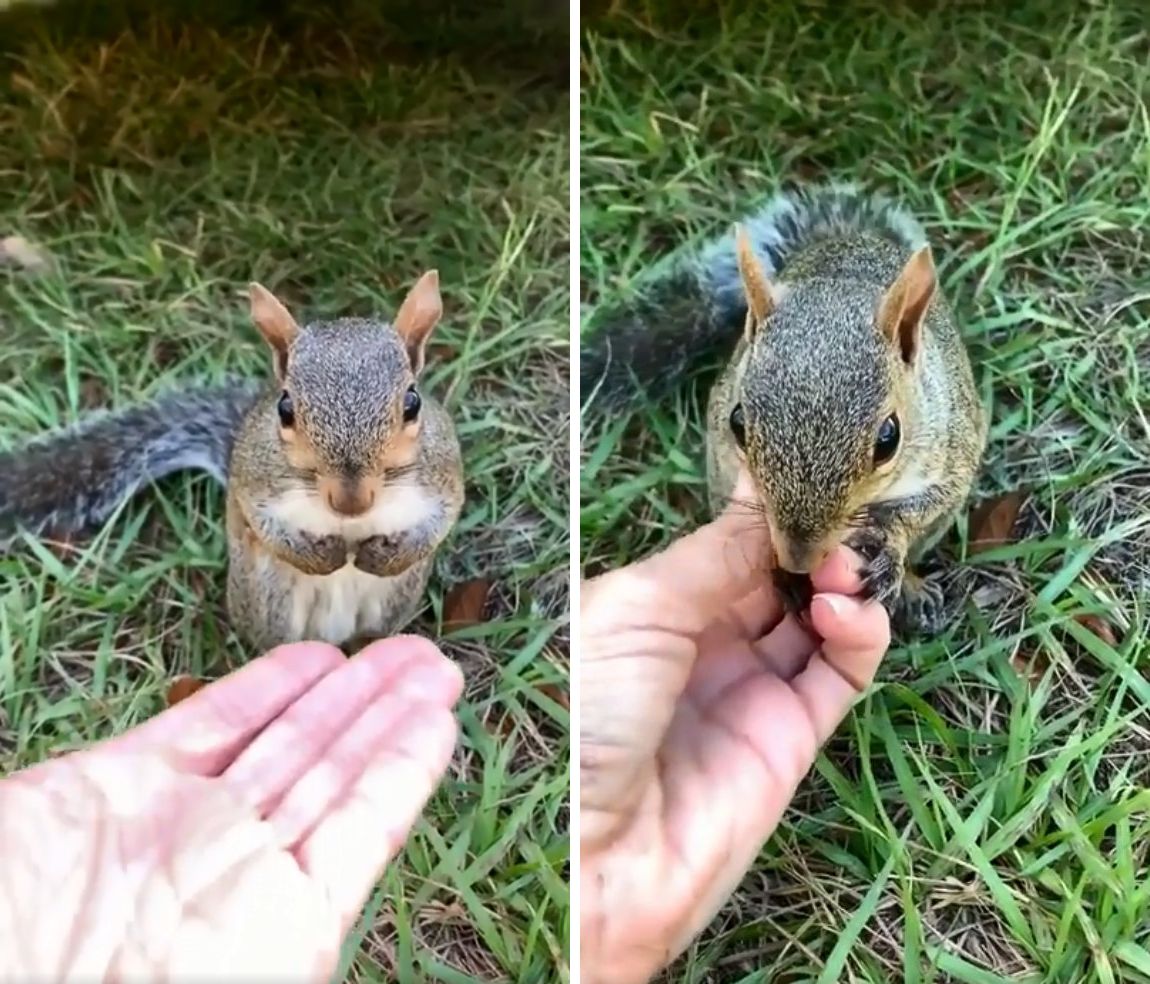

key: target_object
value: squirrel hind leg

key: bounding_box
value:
[893,568,950,636]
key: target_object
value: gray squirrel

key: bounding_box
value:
[0,272,465,651]
[582,184,988,633]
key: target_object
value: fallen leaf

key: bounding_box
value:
[968,490,1027,554]
[1010,648,1048,687]
[666,483,702,518]
[443,578,492,630]
[536,683,570,710]
[79,376,107,409]
[167,675,206,707]
[426,341,457,362]
[1074,613,1118,647]
[0,235,52,273]
[152,338,183,367]
[43,535,79,560]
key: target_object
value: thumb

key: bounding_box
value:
[580,470,768,844]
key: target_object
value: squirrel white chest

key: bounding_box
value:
[265,484,437,644]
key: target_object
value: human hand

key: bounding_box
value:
[0,636,462,982]
[579,475,892,984]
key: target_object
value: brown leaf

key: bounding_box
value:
[167,675,206,707]
[1074,613,1118,647]
[78,376,108,410]
[443,578,492,630]
[0,235,52,273]
[536,683,569,710]
[666,482,702,518]
[152,339,183,367]
[1010,648,1048,687]
[968,491,1027,554]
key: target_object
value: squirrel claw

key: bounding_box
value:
[854,544,903,616]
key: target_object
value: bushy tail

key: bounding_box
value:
[0,380,262,550]
[580,183,929,411]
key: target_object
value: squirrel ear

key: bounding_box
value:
[392,269,442,375]
[878,247,936,365]
[249,282,300,380]
[735,225,779,334]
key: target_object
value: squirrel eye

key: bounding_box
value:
[402,385,421,423]
[729,403,746,449]
[874,413,900,464]
[276,391,295,429]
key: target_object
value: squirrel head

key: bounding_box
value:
[248,271,442,517]
[730,227,937,573]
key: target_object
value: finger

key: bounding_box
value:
[268,696,426,844]
[292,701,458,930]
[810,546,866,596]
[101,643,347,774]
[687,610,815,708]
[790,593,891,743]
[221,636,462,815]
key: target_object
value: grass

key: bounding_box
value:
[581,1,1150,981]
[0,1,569,980]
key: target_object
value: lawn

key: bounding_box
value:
[0,1,570,980]
[581,1,1150,981]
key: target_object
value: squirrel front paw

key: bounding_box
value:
[771,567,813,618]
[354,534,417,577]
[844,530,903,616]
[845,531,951,636]
[288,532,349,576]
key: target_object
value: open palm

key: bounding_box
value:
[0,637,461,982]
[580,496,889,984]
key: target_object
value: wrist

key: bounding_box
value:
[580,853,666,984]
[580,966,653,984]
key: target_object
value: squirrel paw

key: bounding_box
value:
[772,567,814,618]
[894,570,949,635]
[845,531,903,614]
[354,534,416,577]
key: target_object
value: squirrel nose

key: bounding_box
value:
[320,477,375,517]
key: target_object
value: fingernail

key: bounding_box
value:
[814,593,851,619]
[393,662,458,701]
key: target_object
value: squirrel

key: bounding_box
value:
[582,184,987,634]
[0,271,464,652]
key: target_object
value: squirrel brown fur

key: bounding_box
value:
[0,271,464,652]
[582,184,987,634]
